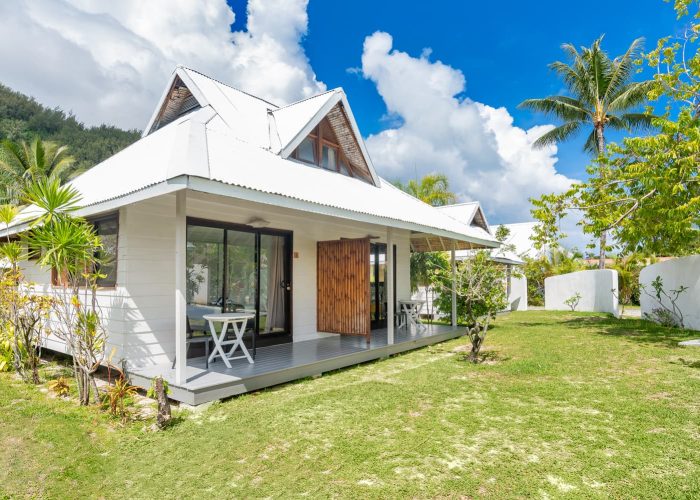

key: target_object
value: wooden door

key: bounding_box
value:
[317,238,370,342]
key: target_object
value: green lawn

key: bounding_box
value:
[2,311,700,498]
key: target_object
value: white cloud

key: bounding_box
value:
[0,0,325,129]
[361,31,576,226]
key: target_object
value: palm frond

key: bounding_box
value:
[583,129,599,154]
[533,121,585,149]
[518,96,590,121]
[616,113,656,131]
[602,37,645,104]
[607,80,656,112]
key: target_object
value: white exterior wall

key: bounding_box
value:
[545,270,619,315]
[23,191,414,369]
[640,256,700,331]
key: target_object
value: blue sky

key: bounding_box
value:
[230,0,678,181]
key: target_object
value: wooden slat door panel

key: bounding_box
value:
[317,238,370,341]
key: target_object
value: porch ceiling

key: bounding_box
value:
[410,232,494,253]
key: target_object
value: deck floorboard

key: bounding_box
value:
[130,324,463,404]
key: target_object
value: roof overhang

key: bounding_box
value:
[0,179,187,239]
[1,175,499,251]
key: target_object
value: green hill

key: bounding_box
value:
[0,83,140,173]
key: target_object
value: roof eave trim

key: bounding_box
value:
[186,176,499,248]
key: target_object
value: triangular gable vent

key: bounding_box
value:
[148,76,202,134]
[289,103,374,184]
[471,208,489,232]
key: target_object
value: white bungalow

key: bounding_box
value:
[5,67,499,404]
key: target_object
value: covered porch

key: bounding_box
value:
[130,322,464,405]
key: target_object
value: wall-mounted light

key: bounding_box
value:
[247,217,270,228]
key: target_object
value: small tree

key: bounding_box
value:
[641,275,688,329]
[25,178,107,404]
[432,252,510,362]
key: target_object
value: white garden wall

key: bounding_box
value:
[545,270,618,315]
[640,256,700,331]
[508,275,528,311]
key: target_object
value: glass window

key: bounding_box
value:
[186,225,225,332]
[93,214,119,287]
[322,145,337,171]
[296,137,317,164]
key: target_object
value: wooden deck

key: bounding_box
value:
[129,324,464,405]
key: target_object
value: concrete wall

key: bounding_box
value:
[508,275,528,311]
[545,270,618,315]
[23,190,414,369]
[640,256,700,330]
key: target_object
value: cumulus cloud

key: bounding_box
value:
[0,0,325,129]
[361,31,576,225]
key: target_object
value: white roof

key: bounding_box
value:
[498,222,544,259]
[437,202,484,227]
[6,66,498,249]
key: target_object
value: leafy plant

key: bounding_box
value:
[0,330,14,372]
[102,374,138,422]
[393,173,457,207]
[564,292,582,311]
[641,275,688,329]
[432,251,512,363]
[47,377,70,397]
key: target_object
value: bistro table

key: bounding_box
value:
[397,299,427,331]
[204,312,255,368]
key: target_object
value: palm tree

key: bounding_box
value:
[0,137,77,204]
[519,37,655,268]
[394,173,457,207]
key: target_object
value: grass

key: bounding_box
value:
[2,311,700,498]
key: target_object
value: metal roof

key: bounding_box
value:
[6,67,499,251]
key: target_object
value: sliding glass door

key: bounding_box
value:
[186,219,292,353]
[369,243,396,330]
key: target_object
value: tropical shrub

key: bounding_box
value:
[641,275,688,329]
[25,177,108,404]
[47,376,70,397]
[564,292,582,311]
[102,374,138,422]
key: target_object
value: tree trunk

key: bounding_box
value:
[595,123,607,269]
[154,376,172,429]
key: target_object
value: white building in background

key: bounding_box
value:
[412,202,529,316]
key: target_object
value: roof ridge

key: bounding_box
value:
[178,65,280,109]
[438,201,480,208]
[274,88,339,110]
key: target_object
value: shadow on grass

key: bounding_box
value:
[559,315,699,348]
[671,358,700,369]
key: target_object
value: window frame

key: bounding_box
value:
[90,212,120,288]
[290,121,355,179]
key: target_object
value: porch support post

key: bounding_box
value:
[451,245,457,327]
[386,227,394,345]
[175,190,187,385]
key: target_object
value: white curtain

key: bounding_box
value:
[265,237,286,332]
